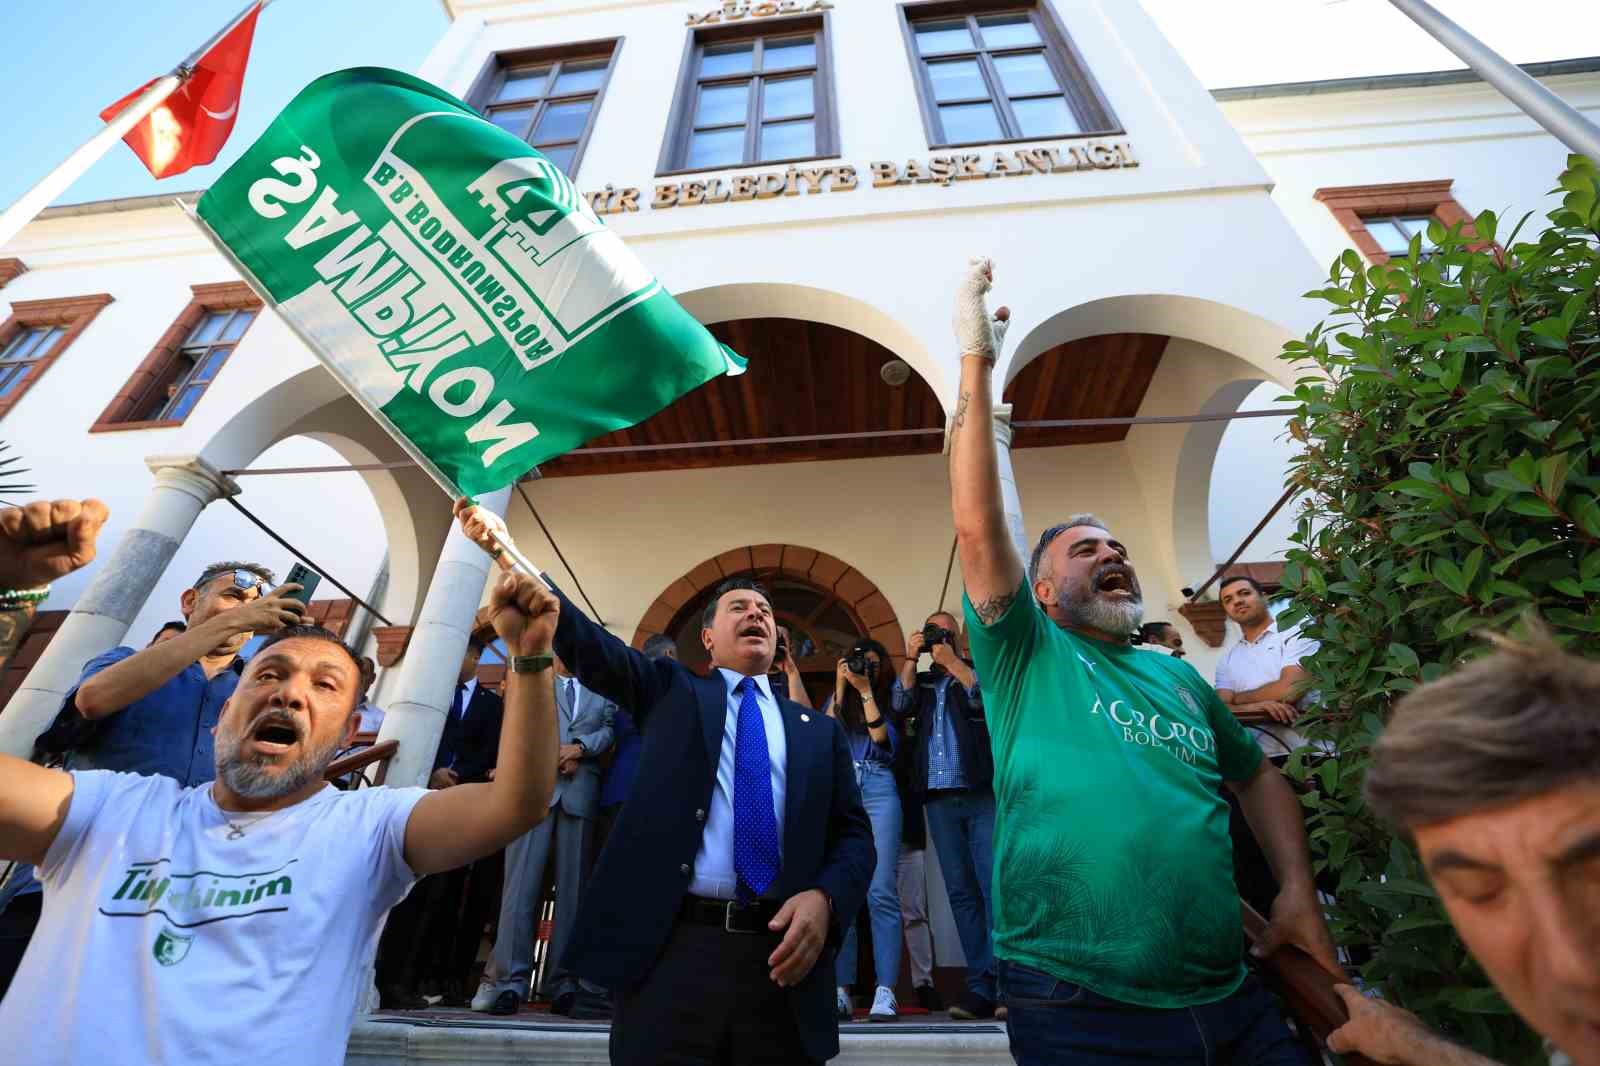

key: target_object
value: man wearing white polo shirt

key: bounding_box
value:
[1212,574,1320,914]
[1214,576,1317,760]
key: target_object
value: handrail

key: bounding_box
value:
[323,739,398,786]
[1242,900,1375,1066]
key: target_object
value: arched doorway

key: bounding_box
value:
[633,544,905,708]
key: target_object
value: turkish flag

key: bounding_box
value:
[100,3,262,179]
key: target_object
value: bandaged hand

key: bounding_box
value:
[952,257,1011,362]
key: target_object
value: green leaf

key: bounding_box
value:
[1539,452,1571,499]
[1432,558,1467,597]
[1388,642,1421,672]
[1572,495,1600,538]
[1505,496,1558,518]
[1483,470,1532,493]
[1460,546,1484,589]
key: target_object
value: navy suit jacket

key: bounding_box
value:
[432,682,502,784]
[549,586,874,1062]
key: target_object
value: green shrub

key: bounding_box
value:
[1276,154,1600,1064]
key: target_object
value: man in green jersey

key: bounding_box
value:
[946,258,1340,1065]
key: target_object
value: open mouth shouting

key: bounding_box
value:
[1093,565,1139,600]
[245,712,303,758]
[737,620,771,646]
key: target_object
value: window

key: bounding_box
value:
[139,307,256,422]
[0,294,113,420]
[92,282,259,432]
[1314,180,1481,266]
[469,41,620,179]
[660,17,837,174]
[1361,215,1438,260]
[899,1,1117,148]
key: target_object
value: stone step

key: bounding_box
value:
[348,1013,1012,1065]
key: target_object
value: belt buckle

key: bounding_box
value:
[723,900,760,935]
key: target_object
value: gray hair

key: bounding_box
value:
[1367,622,1600,831]
[642,633,677,660]
[193,560,275,591]
[1029,514,1109,587]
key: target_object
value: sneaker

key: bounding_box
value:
[836,986,853,1021]
[914,983,944,1012]
[469,981,498,1012]
[948,993,996,1020]
[868,986,898,1022]
[486,990,521,1017]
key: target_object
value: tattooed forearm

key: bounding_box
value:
[0,604,38,671]
[950,389,972,444]
[971,591,1017,626]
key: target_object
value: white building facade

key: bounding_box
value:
[0,0,1595,997]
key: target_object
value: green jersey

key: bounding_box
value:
[964,580,1263,1008]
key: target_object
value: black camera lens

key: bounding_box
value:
[921,624,952,648]
[845,650,873,677]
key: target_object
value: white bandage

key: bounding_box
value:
[953,257,1007,360]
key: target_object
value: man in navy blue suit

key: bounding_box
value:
[456,502,873,1065]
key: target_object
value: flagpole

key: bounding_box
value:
[1386,0,1600,160]
[0,0,271,252]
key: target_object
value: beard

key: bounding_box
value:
[1056,562,1145,636]
[215,713,342,801]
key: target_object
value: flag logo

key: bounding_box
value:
[152,927,194,967]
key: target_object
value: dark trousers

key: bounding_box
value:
[0,892,42,1001]
[611,919,819,1066]
[376,852,502,994]
[1000,961,1309,1066]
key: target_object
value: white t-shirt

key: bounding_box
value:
[0,770,427,1066]
[1214,623,1320,756]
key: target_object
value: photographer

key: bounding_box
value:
[822,640,901,1022]
[891,611,997,1020]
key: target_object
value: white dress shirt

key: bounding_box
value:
[689,669,789,900]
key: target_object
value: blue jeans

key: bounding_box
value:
[999,961,1310,1066]
[924,786,996,1002]
[836,763,902,991]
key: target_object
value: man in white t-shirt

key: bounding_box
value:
[1213,575,1318,759]
[0,557,561,1066]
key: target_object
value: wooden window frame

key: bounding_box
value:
[463,37,623,181]
[90,282,260,433]
[897,0,1119,150]
[1313,179,1480,265]
[657,13,840,177]
[0,293,112,421]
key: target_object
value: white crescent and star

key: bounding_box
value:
[200,100,238,122]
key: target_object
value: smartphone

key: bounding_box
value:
[282,562,322,605]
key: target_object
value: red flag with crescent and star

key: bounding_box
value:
[99,2,262,179]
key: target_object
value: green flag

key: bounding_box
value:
[196,67,744,496]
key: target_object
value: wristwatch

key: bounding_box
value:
[510,652,555,674]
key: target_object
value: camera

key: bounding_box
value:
[921,623,954,649]
[844,649,875,678]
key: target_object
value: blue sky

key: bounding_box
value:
[1,0,1595,211]
[0,0,446,208]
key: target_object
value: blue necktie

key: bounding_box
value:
[733,677,780,901]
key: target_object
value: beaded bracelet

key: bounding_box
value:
[0,586,50,611]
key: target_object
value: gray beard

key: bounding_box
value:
[1061,592,1145,637]
[215,733,341,801]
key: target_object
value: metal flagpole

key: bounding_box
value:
[1386,0,1600,160]
[0,1,270,251]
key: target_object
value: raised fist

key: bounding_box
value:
[953,257,1011,362]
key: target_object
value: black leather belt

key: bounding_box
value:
[680,894,781,934]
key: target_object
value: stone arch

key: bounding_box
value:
[631,543,907,665]
[999,293,1305,394]
[193,368,450,626]
[673,282,948,410]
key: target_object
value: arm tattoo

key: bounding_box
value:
[0,604,37,671]
[950,390,971,443]
[971,590,1016,626]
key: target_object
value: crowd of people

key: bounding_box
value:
[0,260,1590,1066]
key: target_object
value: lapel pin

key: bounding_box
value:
[800,714,811,723]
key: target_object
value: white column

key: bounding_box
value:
[0,454,239,756]
[375,487,510,790]
[992,404,1030,570]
